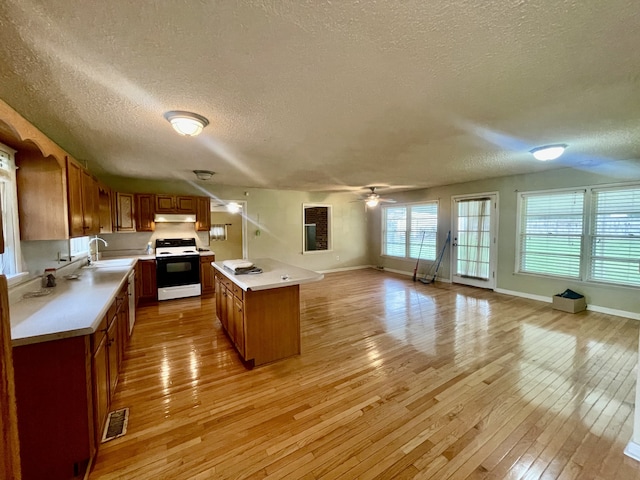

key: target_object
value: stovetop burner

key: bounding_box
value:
[155,238,199,258]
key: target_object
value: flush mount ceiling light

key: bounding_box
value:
[227,202,241,213]
[193,169,215,181]
[164,111,209,136]
[530,144,568,161]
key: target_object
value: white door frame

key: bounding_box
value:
[450,192,499,289]
[210,199,248,258]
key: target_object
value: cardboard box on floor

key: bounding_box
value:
[552,295,586,313]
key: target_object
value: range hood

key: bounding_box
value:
[154,213,196,223]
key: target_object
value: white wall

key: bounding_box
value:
[369,160,640,314]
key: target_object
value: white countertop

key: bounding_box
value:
[10,261,136,347]
[212,258,323,291]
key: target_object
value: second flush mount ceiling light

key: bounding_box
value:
[164,110,209,136]
[529,144,568,161]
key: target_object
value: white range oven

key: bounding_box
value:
[155,238,201,301]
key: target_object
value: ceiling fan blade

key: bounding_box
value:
[378,198,397,203]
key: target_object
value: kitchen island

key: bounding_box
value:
[212,258,323,367]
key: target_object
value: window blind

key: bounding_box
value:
[409,204,438,260]
[383,202,438,260]
[590,187,640,286]
[383,207,407,257]
[519,191,585,278]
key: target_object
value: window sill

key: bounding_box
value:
[5,271,29,287]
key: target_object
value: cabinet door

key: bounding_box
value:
[220,284,229,331]
[200,257,215,293]
[196,196,211,231]
[107,317,119,401]
[225,286,235,340]
[232,296,245,357]
[82,171,100,235]
[155,194,175,213]
[135,194,155,232]
[115,193,135,232]
[98,183,113,233]
[139,260,157,299]
[176,196,196,213]
[116,287,128,367]
[67,159,85,237]
[214,275,223,324]
[92,332,109,444]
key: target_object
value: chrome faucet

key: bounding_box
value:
[88,236,108,263]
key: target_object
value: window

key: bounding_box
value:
[383,202,438,260]
[0,143,24,279]
[210,224,228,241]
[590,187,640,286]
[517,183,640,288]
[69,236,90,258]
[518,190,585,278]
[302,204,332,253]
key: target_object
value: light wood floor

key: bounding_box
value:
[90,269,640,480]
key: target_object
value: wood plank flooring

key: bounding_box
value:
[89,269,640,479]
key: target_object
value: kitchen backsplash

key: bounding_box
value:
[101,223,210,255]
[18,224,210,287]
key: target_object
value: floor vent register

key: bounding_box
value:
[101,408,130,443]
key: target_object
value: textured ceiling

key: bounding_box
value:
[0,0,639,193]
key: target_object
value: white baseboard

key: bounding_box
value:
[495,288,640,321]
[318,265,371,274]
[625,440,640,462]
[587,304,640,321]
[494,288,551,303]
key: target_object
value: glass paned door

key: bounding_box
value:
[452,194,498,289]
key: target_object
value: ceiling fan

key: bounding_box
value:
[361,187,396,207]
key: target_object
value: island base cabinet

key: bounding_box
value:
[244,286,300,366]
[13,336,94,480]
[215,270,300,367]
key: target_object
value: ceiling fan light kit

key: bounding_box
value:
[164,110,209,136]
[530,144,568,161]
[362,186,396,207]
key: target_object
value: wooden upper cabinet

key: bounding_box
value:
[66,158,100,237]
[113,193,135,232]
[196,196,211,231]
[97,183,113,234]
[82,170,100,236]
[16,151,70,240]
[176,196,195,213]
[155,194,195,214]
[135,194,155,232]
[67,158,85,237]
[155,194,175,213]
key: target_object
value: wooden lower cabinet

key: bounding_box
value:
[214,271,300,366]
[200,255,215,294]
[92,325,109,445]
[137,259,157,303]
[13,336,95,480]
[13,282,130,480]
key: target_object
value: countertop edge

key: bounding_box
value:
[10,262,134,347]
[212,258,324,292]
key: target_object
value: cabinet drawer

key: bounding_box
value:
[232,283,244,300]
[222,276,232,290]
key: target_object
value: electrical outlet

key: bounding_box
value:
[336,255,340,261]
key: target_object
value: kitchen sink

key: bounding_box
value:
[86,258,135,268]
